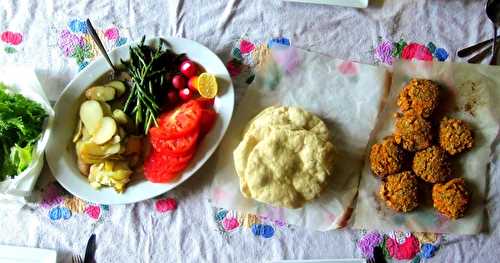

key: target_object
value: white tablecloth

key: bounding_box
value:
[0,0,498,262]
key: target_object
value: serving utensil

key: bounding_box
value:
[486,0,500,64]
[85,19,119,76]
[83,234,96,263]
[72,254,83,263]
[457,37,498,58]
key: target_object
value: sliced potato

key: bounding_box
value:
[72,120,83,143]
[80,100,103,135]
[93,117,117,145]
[77,157,90,175]
[100,102,112,116]
[112,109,129,125]
[85,86,116,101]
[112,135,121,144]
[80,141,121,157]
[105,80,126,97]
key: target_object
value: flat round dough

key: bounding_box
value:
[243,128,334,208]
[245,106,330,141]
[234,106,331,198]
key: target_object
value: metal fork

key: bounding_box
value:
[72,254,83,263]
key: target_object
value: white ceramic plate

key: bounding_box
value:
[0,245,56,263]
[46,37,234,204]
[284,0,368,8]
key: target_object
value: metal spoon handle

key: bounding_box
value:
[457,37,497,57]
[491,25,498,65]
[85,19,118,72]
[468,45,492,63]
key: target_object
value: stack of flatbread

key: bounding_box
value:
[233,106,335,208]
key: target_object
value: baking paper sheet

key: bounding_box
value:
[210,46,388,231]
[352,60,500,234]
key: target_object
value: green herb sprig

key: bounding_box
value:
[121,36,186,134]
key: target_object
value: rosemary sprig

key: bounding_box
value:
[121,36,186,134]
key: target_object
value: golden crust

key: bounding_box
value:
[439,117,474,155]
[398,79,440,118]
[412,146,451,183]
[379,171,419,212]
[432,178,470,219]
[370,136,406,177]
[394,112,433,152]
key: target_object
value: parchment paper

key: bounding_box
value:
[352,60,500,234]
[210,46,389,231]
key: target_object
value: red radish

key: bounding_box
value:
[167,90,178,104]
[188,76,198,91]
[180,60,198,78]
[179,88,194,101]
[172,75,186,90]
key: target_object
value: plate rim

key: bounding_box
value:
[46,36,234,205]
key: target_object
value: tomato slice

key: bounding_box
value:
[200,109,217,136]
[143,150,194,183]
[149,127,199,155]
[157,100,203,139]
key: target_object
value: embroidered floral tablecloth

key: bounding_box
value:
[0,1,499,262]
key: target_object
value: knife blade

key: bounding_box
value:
[83,234,96,263]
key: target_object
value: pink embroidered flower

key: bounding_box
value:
[375,41,394,65]
[84,205,101,220]
[272,47,300,74]
[1,31,23,45]
[337,61,358,76]
[402,43,433,61]
[240,40,255,54]
[155,198,177,212]
[386,234,420,260]
[222,217,240,231]
[40,184,64,209]
[357,231,383,258]
[104,27,119,41]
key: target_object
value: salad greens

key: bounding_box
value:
[0,83,47,181]
[121,36,186,134]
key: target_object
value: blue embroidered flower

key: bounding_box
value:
[251,224,275,238]
[115,37,127,47]
[60,207,72,219]
[215,209,228,222]
[268,37,291,48]
[78,61,89,71]
[434,48,449,61]
[101,205,110,211]
[49,207,62,220]
[421,243,438,258]
[68,19,88,34]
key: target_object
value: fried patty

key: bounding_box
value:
[370,137,407,177]
[439,117,474,155]
[398,79,440,118]
[379,171,419,212]
[432,178,470,219]
[413,146,452,183]
[394,112,433,152]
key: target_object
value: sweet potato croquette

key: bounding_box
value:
[412,146,451,183]
[398,79,440,118]
[379,171,419,212]
[432,178,470,219]
[439,117,474,155]
[394,113,433,152]
[370,137,407,177]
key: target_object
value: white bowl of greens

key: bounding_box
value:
[0,65,53,197]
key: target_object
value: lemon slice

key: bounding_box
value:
[197,73,218,98]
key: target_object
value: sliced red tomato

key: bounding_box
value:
[149,127,199,156]
[143,150,194,183]
[199,109,217,136]
[196,98,215,109]
[157,100,203,139]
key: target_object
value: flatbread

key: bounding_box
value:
[244,128,334,208]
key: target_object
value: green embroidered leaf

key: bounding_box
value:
[4,46,17,54]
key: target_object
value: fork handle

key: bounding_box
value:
[457,37,498,57]
[85,19,118,72]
